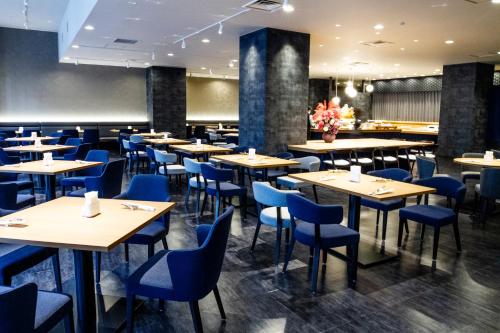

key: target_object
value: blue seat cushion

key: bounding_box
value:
[67,188,86,197]
[260,207,291,228]
[0,245,58,284]
[16,194,35,209]
[361,198,404,211]
[295,223,359,249]
[126,220,168,245]
[399,205,456,226]
[60,176,87,188]
[206,182,246,197]
[127,250,176,299]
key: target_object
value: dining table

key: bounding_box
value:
[0,197,175,332]
[453,157,500,168]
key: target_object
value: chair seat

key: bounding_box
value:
[375,156,398,162]
[208,158,221,165]
[188,176,214,189]
[295,223,359,249]
[60,176,87,188]
[67,188,86,197]
[400,205,456,226]
[260,207,291,228]
[126,221,168,245]
[398,154,417,161]
[276,176,309,189]
[206,182,245,197]
[361,198,404,211]
[351,158,373,165]
[16,194,35,209]
[324,159,350,167]
[461,171,480,182]
[159,165,186,175]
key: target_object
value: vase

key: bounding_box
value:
[322,132,336,143]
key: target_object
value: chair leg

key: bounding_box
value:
[94,252,101,284]
[124,243,129,262]
[200,191,208,217]
[311,245,321,295]
[52,253,63,292]
[162,237,169,250]
[452,220,462,252]
[214,193,221,218]
[347,242,358,288]
[420,224,426,241]
[312,185,319,203]
[148,244,154,258]
[213,285,226,320]
[65,308,75,333]
[376,209,380,226]
[195,188,201,217]
[126,293,135,333]
[282,231,296,273]
[432,227,441,262]
[185,184,191,206]
[189,301,204,333]
[397,217,406,247]
[381,211,388,242]
[240,194,247,219]
[250,221,262,252]
[275,223,283,271]
[322,249,328,266]
[404,220,409,234]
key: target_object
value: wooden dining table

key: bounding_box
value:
[0,197,175,333]
[3,144,76,155]
[0,160,103,200]
[170,144,233,161]
[143,138,191,146]
[453,157,500,168]
[289,170,436,267]
[5,136,57,143]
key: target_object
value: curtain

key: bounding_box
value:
[372,91,441,122]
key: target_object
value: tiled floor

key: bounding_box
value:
[12,157,500,332]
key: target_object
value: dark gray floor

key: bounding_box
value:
[12,158,500,332]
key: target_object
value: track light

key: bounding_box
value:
[151,52,156,61]
[126,60,130,69]
[74,59,79,66]
[282,0,294,12]
[218,22,223,35]
[181,39,186,49]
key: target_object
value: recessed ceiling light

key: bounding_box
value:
[335,24,341,27]
[497,51,500,54]
[394,64,400,66]
[167,53,174,57]
[400,47,405,51]
[413,39,419,43]
[144,62,150,66]
[375,32,381,35]
[229,62,234,68]
[232,59,238,62]
[335,36,341,40]
[201,38,210,43]
[84,25,94,31]
[319,44,324,47]
[71,44,79,49]
[492,0,500,4]
[127,1,137,4]
[374,24,384,30]
[445,40,454,44]
[282,0,294,12]
[63,57,70,60]
[201,67,207,70]
[322,62,327,66]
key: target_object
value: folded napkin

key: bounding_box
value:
[121,202,156,212]
[319,175,336,181]
[369,187,395,195]
[0,218,26,228]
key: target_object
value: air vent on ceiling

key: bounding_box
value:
[113,38,138,45]
[244,0,283,11]
[359,40,394,47]
[463,0,490,4]
[469,52,498,58]
[349,61,369,66]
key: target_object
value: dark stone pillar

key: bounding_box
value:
[239,28,310,154]
[438,63,494,157]
[309,79,330,108]
[351,93,372,121]
[146,67,186,138]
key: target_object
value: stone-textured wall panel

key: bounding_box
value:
[308,79,330,108]
[374,77,442,93]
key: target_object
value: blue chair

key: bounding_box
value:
[416,155,449,179]
[94,175,171,283]
[251,182,301,270]
[82,129,100,147]
[254,152,294,182]
[460,152,483,184]
[128,141,148,174]
[62,129,79,138]
[0,183,35,210]
[60,150,109,195]
[126,206,234,333]
[67,160,125,198]
[53,138,82,159]
[145,146,158,174]
[277,156,321,202]
[200,163,247,218]
[283,194,359,293]
[184,158,213,217]
[0,283,74,333]
[361,168,412,243]
[0,147,20,165]
[0,148,35,194]
[154,150,186,185]
[474,168,500,226]
[62,143,91,161]
[398,176,465,263]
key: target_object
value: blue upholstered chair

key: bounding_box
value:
[184,158,213,217]
[0,283,74,333]
[67,159,125,198]
[63,143,91,161]
[145,146,158,174]
[94,175,171,283]
[0,147,21,165]
[460,152,483,184]
[0,183,35,210]
[0,164,35,195]
[129,134,144,143]
[254,152,294,182]
[62,129,79,138]
[126,207,234,333]
[52,138,84,160]
[474,168,500,226]
[82,129,100,147]
[276,156,321,202]
[200,163,247,218]
[361,168,412,243]
[251,182,301,270]
[154,150,186,185]
[60,150,109,195]
[398,176,465,263]
[416,155,449,179]
[283,194,359,293]
[128,141,148,174]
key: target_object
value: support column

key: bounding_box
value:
[309,79,330,108]
[239,28,310,154]
[146,67,186,138]
[438,62,494,157]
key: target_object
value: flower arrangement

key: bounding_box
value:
[309,100,341,142]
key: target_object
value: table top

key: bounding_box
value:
[289,170,435,201]
[453,158,500,168]
[136,132,166,138]
[216,128,239,133]
[170,144,233,154]
[5,136,56,142]
[3,145,76,153]
[288,138,434,154]
[211,154,300,169]
[0,197,175,252]
[223,133,239,137]
[0,160,103,175]
[144,138,191,145]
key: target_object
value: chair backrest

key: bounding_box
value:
[154,150,177,164]
[462,152,484,158]
[220,143,237,149]
[146,146,156,162]
[0,148,11,165]
[86,159,125,198]
[413,176,466,206]
[62,129,79,138]
[225,136,239,145]
[368,168,412,182]
[200,163,233,182]
[122,139,130,150]
[65,137,82,147]
[479,168,500,199]
[416,155,436,179]
[290,156,321,172]
[119,129,133,135]
[0,183,18,210]
[252,182,299,207]
[492,149,500,159]
[232,145,249,154]
[70,143,91,160]
[82,129,100,144]
[125,175,170,202]
[287,193,343,225]
[56,135,69,145]
[272,152,294,159]
[208,133,219,141]
[129,135,144,143]
[0,283,37,333]
[167,206,234,301]
[183,158,203,174]
[76,150,109,176]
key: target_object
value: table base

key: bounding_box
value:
[329,240,398,268]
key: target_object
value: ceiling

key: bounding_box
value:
[1,0,500,79]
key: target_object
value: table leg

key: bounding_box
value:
[73,250,97,333]
[237,166,245,186]
[45,175,56,201]
[348,195,361,231]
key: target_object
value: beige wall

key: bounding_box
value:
[186,77,239,122]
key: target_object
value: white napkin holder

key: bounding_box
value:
[81,191,100,218]
[350,165,361,183]
[163,133,169,139]
[248,148,256,160]
[218,123,223,130]
[76,126,81,131]
[18,126,24,133]
[34,138,43,148]
[150,129,155,134]
[31,131,38,138]
[42,152,53,166]
[484,151,494,161]
[196,139,202,147]
[127,125,132,130]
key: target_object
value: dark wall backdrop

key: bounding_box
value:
[0,27,147,123]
